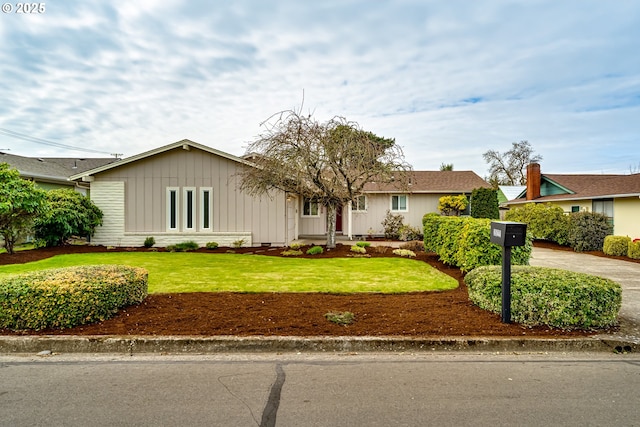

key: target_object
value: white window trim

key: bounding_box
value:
[200,187,213,231]
[183,187,196,231]
[166,187,179,231]
[353,195,367,212]
[391,194,408,212]
[302,198,320,217]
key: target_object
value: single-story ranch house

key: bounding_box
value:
[503,163,640,239]
[69,139,490,247]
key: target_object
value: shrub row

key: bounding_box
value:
[504,203,570,245]
[422,214,532,272]
[465,266,621,329]
[604,235,640,259]
[505,204,613,252]
[0,265,148,330]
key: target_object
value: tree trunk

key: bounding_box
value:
[326,203,337,249]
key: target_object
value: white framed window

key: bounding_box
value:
[391,194,408,212]
[302,198,320,217]
[200,187,212,231]
[183,187,196,231]
[166,187,179,231]
[353,195,367,212]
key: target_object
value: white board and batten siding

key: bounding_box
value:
[87,145,290,247]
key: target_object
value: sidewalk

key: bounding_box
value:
[1,245,638,355]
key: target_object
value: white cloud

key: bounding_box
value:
[0,0,638,175]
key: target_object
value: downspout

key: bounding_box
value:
[347,201,353,240]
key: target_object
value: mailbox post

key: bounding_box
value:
[490,221,527,323]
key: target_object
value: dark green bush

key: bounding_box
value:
[306,245,324,255]
[143,236,155,248]
[205,241,219,250]
[603,236,631,257]
[465,266,621,329]
[34,188,103,247]
[470,188,499,219]
[0,265,148,330]
[167,241,199,252]
[567,212,613,252]
[505,203,570,245]
[422,214,532,272]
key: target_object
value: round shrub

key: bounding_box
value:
[350,245,367,254]
[465,266,621,329]
[205,241,219,250]
[603,235,631,257]
[306,246,324,255]
[0,265,148,330]
[143,236,156,248]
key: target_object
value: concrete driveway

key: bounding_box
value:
[530,247,640,343]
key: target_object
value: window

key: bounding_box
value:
[391,194,408,212]
[302,198,319,216]
[200,188,212,230]
[571,205,580,213]
[353,195,367,212]
[167,187,179,231]
[593,199,614,226]
[183,187,196,231]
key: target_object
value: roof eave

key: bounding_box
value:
[70,139,251,181]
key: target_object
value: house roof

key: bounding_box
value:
[364,170,490,193]
[69,139,250,181]
[0,151,116,184]
[508,173,640,204]
[498,185,526,203]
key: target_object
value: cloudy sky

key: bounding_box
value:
[1,0,639,176]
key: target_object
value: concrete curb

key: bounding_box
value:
[0,335,637,355]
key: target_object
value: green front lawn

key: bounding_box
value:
[0,253,458,294]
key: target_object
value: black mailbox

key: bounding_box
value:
[490,221,527,247]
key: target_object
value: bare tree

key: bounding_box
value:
[483,140,542,186]
[240,110,411,248]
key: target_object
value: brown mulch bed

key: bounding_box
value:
[0,242,620,338]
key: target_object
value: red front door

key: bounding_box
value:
[336,205,343,233]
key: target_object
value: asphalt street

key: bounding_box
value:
[1,352,639,427]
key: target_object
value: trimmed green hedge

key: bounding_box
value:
[629,240,640,260]
[0,265,148,330]
[603,235,631,257]
[505,203,570,245]
[423,214,532,272]
[465,266,621,329]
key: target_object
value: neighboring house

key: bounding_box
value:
[497,185,526,219]
[69,140,293,248]
[69,139,491,247]
[0,151,116,194]
[299,170,491,239]
[503,163,640,238]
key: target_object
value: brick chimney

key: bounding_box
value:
[526,162,541,200]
